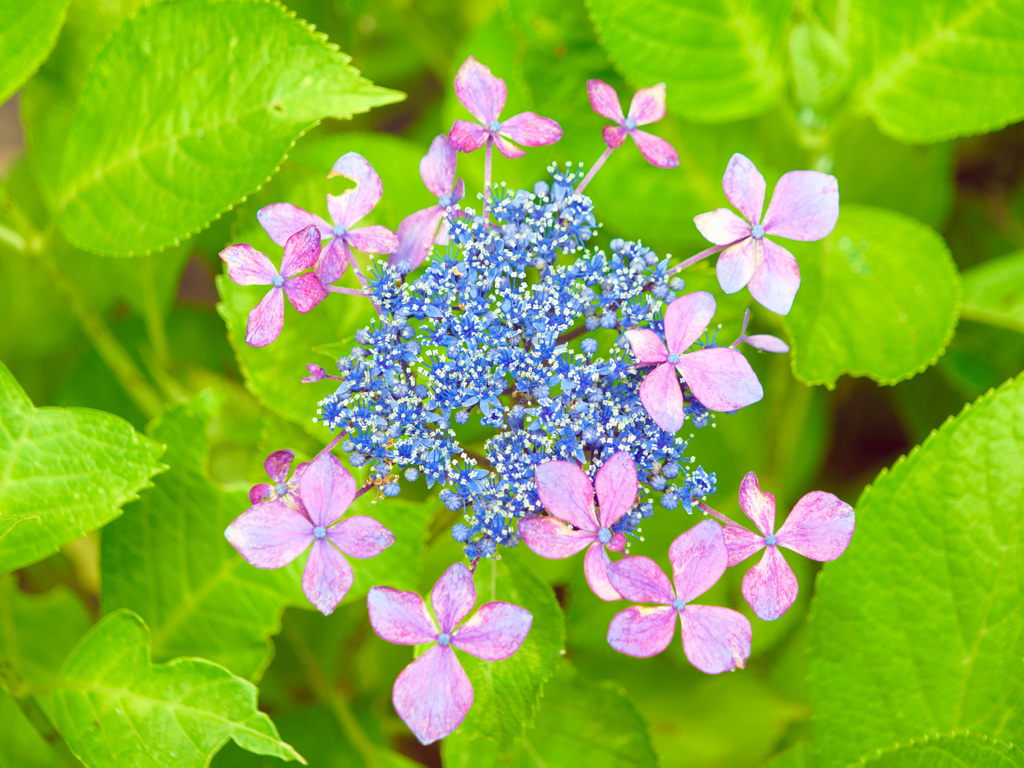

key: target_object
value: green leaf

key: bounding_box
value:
[859,734,1024,768]
[961,251,1024,334]
[0,689,67,768]
[848,0,1024,142]
[0,0,68,104]
[35,609,304,767]
[807,373,1024,767]
[54,0,403,255]
[788,19,850,109]
[586,0,792,122]
[763,742,817,768]
[784,205,961,388]
[0,360,164,572]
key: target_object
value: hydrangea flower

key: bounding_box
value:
[606,520,751,673]
[249,449,308,506]
[586,80,678,169]
[257,152,399,286]
[518,452,640,601]
[693,153,839,315]
[625,291,763,432]
[367,563,532,744]
[219,226,328,348]
[734,308,789,354]
[225,451,395,615]
[706,472,855,621]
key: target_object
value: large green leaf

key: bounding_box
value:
[36,609,304,767]
[784,205,961,388]
[961,250,1024,334]
[0,360,164,572]
[808,374,1024,767]
[0,0,68,104]
[860,734,1024,768]
[53,0,403,255]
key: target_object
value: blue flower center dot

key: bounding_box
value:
[274,482,288,496]
[672,598,686,611]
[624,117,637,130]
[333,223,347,238]
[313,526,327,539]
[667,353,680,364]
[488,120,502,132]
[751,224,765,239]
[437,632,451,646]
[765,534,776,546]
[270,274,285,288]
[438,194,453,208]
[598,527,612,545]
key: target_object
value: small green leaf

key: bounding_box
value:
[784,205,961,388]
[808,373,1024,766]
[860,734,1024,768]
[0,360,164,572]
[961,251,1024,334]
[0,0,68,104]
[36,609,304,767]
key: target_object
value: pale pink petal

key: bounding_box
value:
[421,134,458,198]
[298,452,357,528]
[264,450,294,483]
[738,472,775,536]
[257,203,332,247]
[602,124,629,149]
[607,605,676,657]
[534,460,598,532]
[716,237,760,294]
[584,541,623,601]
[624,329,668,366]
[453,55,506,124]
[448,120,489,153]
[586,79,624,123]
[249,483,272,504]
[694,208,751,247]
[630,130,678,169]
[283,273,328,314]
[723,153,767,225]
[742,546,798,621]
[492,133,527,159]
[721,523,766,566]
[639,363,685,433]
[347,225,399,255]
[594,451,638,528]
[367,586,439,645]
[245,287,284,348]
[314,235,350,287]
[748,238,801,315]
[393,645,473,746]
[391,206,445,271]
[668,520,728,603]
[627,83,667,125]
[450,178,466,204]
[451,602,532,660]
[518,516,595,559]
[225,501,312,568]
[745,334,790,353]
[762,171,839,241]
[664,291,716,354]
[676,347,763,412]
[607,531,627,552]
[500,112,563,147]
[327,153,383,229]
[220,244,277,286]
[606,556,674,605]
[679,605,751,674]
[431,562,477,634]
[302,538,353,615]
[329,515,395,559]
[280,226,322,277]
[776,491,855,561]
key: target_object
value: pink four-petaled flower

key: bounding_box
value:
[225,451,395,615]
[625,291,763,432]
[519,452,640,601]
[606,520,752,674]
[586,80,679,169]
[367,563,532,745]
[694,153,839,315]
[248,449,308,507]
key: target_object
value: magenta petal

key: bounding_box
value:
[452,602,532,660]
[745,334,790,353]
[492,134,527,159]
[534,460,598,532]
[329,515,395,559]
[518,516,595,559]
[431,563,477,634]
[283,272,328,314]
[391,206,445,271]
[315,236,350,287]
[367,586,439,645]
[607,605,676,657]
[738,472,775,536]
[639,363,685,433]
[679,605,752,674]
[748,238,801,315]
[249,483,272,504]
[594,451,638,528]
[219,244,277,286]
[676,347,763,412]
[421,134,458,198]
[722,153,767,225]
[716,237,760,294]
[668,520,728,603]
[326,153,383,229]
[347,225,399,255]
[586,79,624,123]
[393,645,473,746]
[742,546,798,621]
[225,501,312,568]
[298,452,357,528]
[245,287,284,348]
[280,226,322,277]
[584,541,623,601]
[606,555,674,604]
[663,291,716,354]
[721,523,766,567]
[624,329,669,366]
[694,208,751,247]
[630,130,679,169]
[627,83,667,125]
[500,112,563,147]
[602,124,629,149]
[762,170,839,241]
[454,55,506,125]
[776,491,855,561]
[302,538,353,615]
[448,120,489,153]
[257,203,332,248]
[450,178,466,204]
[264,450,295,483]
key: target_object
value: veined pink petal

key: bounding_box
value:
[664,292,716,354]
[421,134,458,198]
[748,238,801,315]
[500,112,562,147]
[393,645,473,746]
[595,451,638,528]
[283,273,328,314]
[518,516,595,559]
[264,450,295,484]
[220,244,277,286]
[607,605,677,657]
[627,83,667,125]
[327,153,383,229]
[448,120,489,153]
[694,208,751,247]
[679,605,751,674]
[745,334,790,353]
[716,237,760,293]
[762,170,839,241]
[586,79,624,123]
[302,538,353,615]
[676,347,763,412]
[584,541,623,601]
[225,501,312,568]
[454,55,506,124]
[721,523,766,566]
[249,483,272,504]
[257,203,332,247]
[738,472,775,536]
[776,491,855,561]
[347,225,399,255]
[606,556,674,605]
[639,363,685,433]
[630,130,678,169]
[742,546,798,621]
[492,133,527,159]
[723,153,767,225]
[431,562,477,634]
[329,515,395,558]
[315,235,350,287]
[245,287,284,348]
[668,520,728,603]
[452,602,532,660]
[602,124,629,149]
[367,586,439,645]
[624,329,669,366]
[298,452,357,528]
[280,226,322,277]
[534,460,598,532]
[391,206,445,272]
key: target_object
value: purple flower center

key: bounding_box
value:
[274,482,288,496]
[672,597,686,611]
[437,632,451,646]
[271,274,285,288]
[765,534,776,546]
[624,117,637,131]
[333,223,348,238]
[438,194,453,208]
[314,526,327,539]
[488,120,502,132]
[667,353,680,364]
[597,527,612,544]
[751,223,765,239]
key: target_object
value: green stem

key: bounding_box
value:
[0,221,26,252]
[139,258,171,369]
